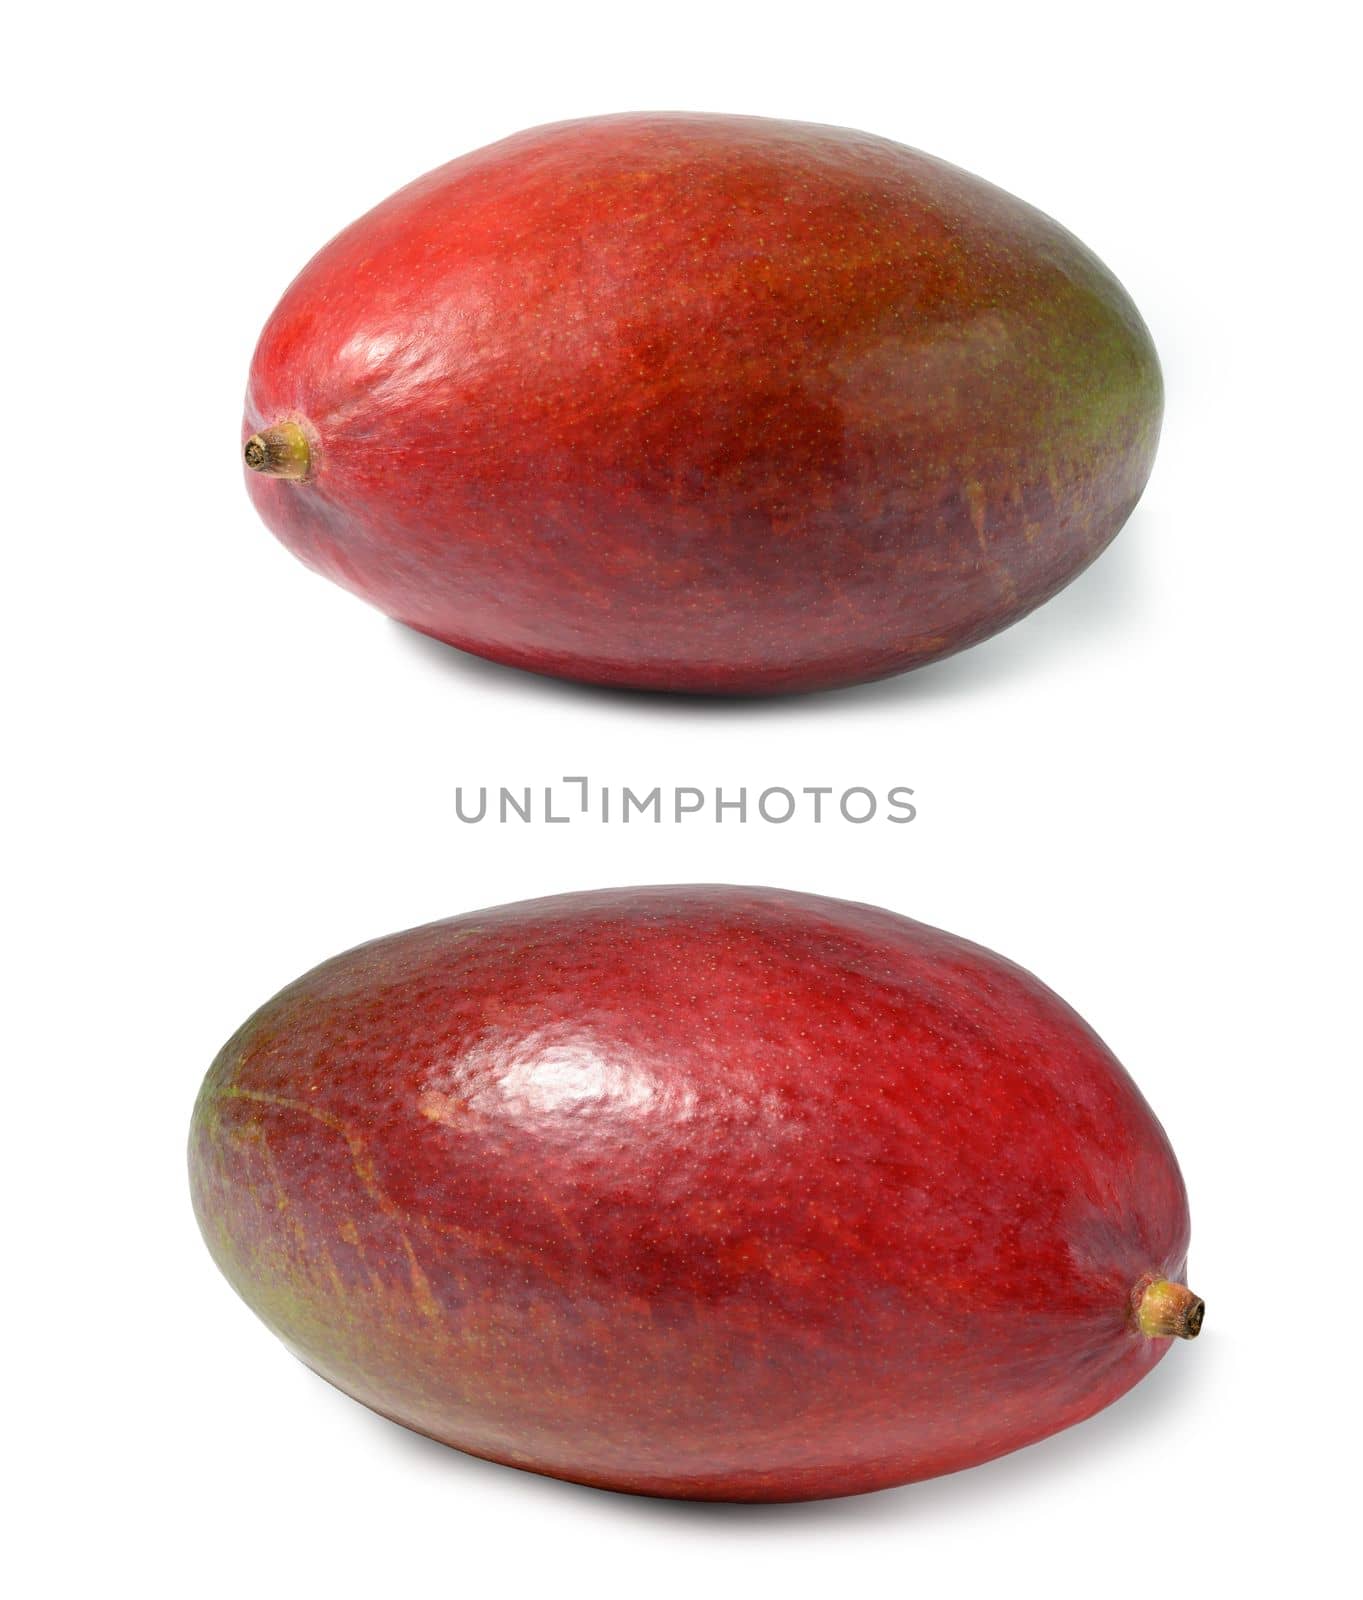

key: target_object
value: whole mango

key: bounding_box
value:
[189,886,1200,1500]
[243,113,1161,694]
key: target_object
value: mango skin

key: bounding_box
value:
[243,113,1161,694]
[189,886,1192,1500]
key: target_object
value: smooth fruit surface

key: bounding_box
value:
[243,113,1162,693]
[189,886,1196,1500]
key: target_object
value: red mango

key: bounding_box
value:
[189,886,1200,1501]
[243,113,1162,694]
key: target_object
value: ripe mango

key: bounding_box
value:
[243,114,1161,693]
[190,887,1199,1500]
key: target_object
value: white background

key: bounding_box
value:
[6,2,1358,1593]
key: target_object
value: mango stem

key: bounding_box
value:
[244,421,311,480]
[1136,1277,1204,1339]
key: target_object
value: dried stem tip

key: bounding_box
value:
[244,422,311,481]
[1137,1277,1205,1340]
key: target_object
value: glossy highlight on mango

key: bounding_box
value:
[189,886,1200,1501]
[243,113,1161,694]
